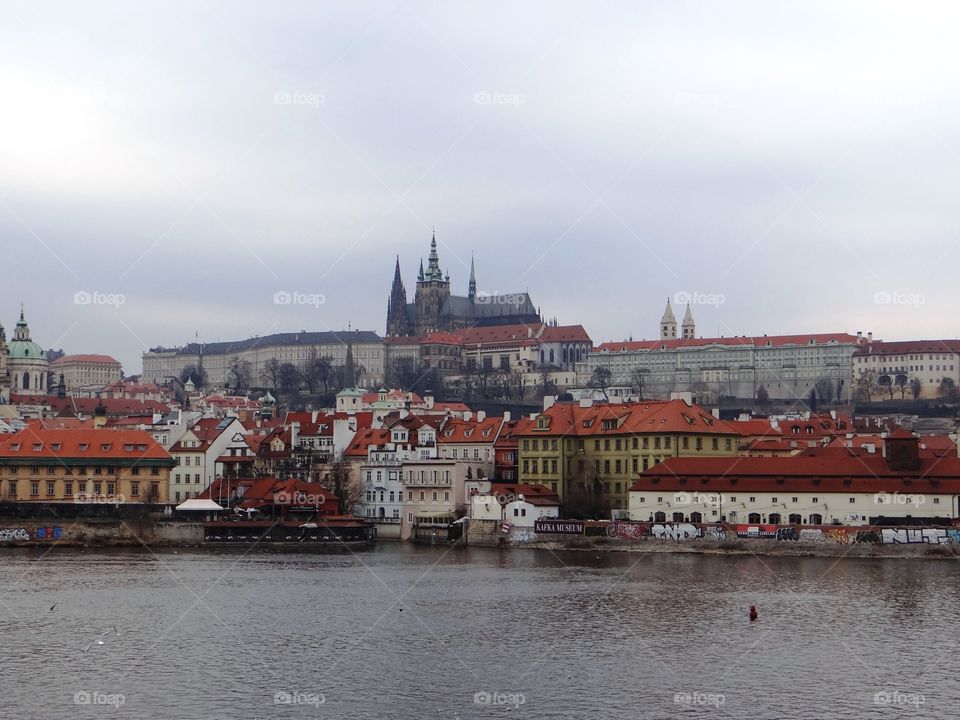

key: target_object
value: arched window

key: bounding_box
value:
[562,347,568,365]
[540,350,544,364]
[654,511,666,523]
[549,349,554,364]
[808,513,823,525]
[748,513,762,523]
[788,513,802,524]
[690,511,703,523]
[672,512,685,522]
[768,513,782,525]
[23,372,29,390]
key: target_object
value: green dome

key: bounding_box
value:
[7,340,45,359]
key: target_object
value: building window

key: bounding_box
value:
[46,466,55,475]
[46,482,55,496]
[30,482,39,496]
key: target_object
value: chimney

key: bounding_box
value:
[578,398,593,408]
[503,411,511,423]
[711,408,720,419]
[464,411,473,422]
[290,421,300,448]
[477,410,486,422]
[867,331,873,342]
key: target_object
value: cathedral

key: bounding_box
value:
[386,234,540,336]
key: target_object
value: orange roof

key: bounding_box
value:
[438,416,503,443]
[50,354,121,365]
[513,400,739,438]
[344,428,391,457]
[421,331,463,345]
[854,339,960,357]
[0,428,172,461]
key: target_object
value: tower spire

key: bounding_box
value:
[468,253,476,302]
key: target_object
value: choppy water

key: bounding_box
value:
[0,544,955,719]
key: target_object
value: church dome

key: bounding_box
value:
[7,339,45,359]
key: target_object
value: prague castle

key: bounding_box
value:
[386,234,540,337]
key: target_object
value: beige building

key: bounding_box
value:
[142,330,385,388]
[853,339,960,400]
[50,354,123,393]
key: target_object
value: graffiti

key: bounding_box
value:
[799,529,825,542]
[775,527,800,542]
[651,523,701,541]
[606,522,649,540]
[881,528,949,545]
[707,526,726,541]
[0,528,30,542]
[825,528,850,544]
[948,530,960,545]
[854,530,881,544]
[510,528,534,543]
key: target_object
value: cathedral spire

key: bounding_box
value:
[425,232,444,281]
[386,256,411,337]
[417,259,425,282]
[468,254,476,302]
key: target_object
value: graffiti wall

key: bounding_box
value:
[881,528,949,545]
[0,526,63,543]
[0,528,30,542]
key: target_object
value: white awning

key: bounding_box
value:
[176,499,224,512]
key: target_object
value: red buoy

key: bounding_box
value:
[749,606,758,621]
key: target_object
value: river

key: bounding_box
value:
[0,544,954,719]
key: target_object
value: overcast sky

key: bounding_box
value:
[2,1,958,373]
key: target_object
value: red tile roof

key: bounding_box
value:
[854,339,960,357]
[438,416,503,443]
[0,428,172,461]
[50,354,121,365]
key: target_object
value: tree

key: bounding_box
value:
[180,365,206,389]
[537,367,557,399]
[564,461,609,520]
[385,356,419,390]
[301,352,333,394]
[894,373,908,399]
[808,389,817,412]
[278,362,302,394]
[814,378,833,407]
[316,453,363,516]
[590,367,612,401]
[909,377,922,400]
[262,358,282,390]
[227,357,250,392]
[630,367,649,401]
[877,374,894,400]
[855,369,878,402]
[938,377,960,403]
[756,385,769,406]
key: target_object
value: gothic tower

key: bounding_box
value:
[385,256,411,336]
[468,254,477,303]
[660,298,677,340]
[415,232,451,334]
[681,304,696,339]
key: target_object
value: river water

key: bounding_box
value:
[0,544,955,719]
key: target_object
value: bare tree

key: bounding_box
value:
[938,377,960,403]
[590,367,612,401]
[228,357,250,392]
[756,385,769,406]
[262,358,282,390]
[855,369,878,402]
[385,356,419,389]
[814,378,833,406]
[909,377,922,400]
[180,365,206,389]
[877,374,894,400]
[278,362,302,394]
[316,453,363,516]
[894,373,908,399]
[630,367,649,400]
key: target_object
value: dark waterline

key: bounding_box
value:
[0,544,954,719]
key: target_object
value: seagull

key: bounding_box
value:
[49,603,56,612]
[82,626,119,653]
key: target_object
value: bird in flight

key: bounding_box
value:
[82,626,120,653]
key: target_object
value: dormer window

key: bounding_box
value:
[124,444,135,451]
[51,443,61,451]
[79,443,89,451]
[101,443,112,451]
[9,443,20,451]
[32,443,43,452]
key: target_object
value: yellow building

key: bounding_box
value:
[0,427,173,511]
[513,399,739,513]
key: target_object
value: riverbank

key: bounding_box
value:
[520,536,958,559]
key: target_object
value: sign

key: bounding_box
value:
[534,519,584,535]
[735,524,778,538]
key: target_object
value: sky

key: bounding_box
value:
[1,1,959,373]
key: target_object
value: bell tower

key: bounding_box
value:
[415,232,451,334]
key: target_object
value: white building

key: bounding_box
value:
[167,416,245,503]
